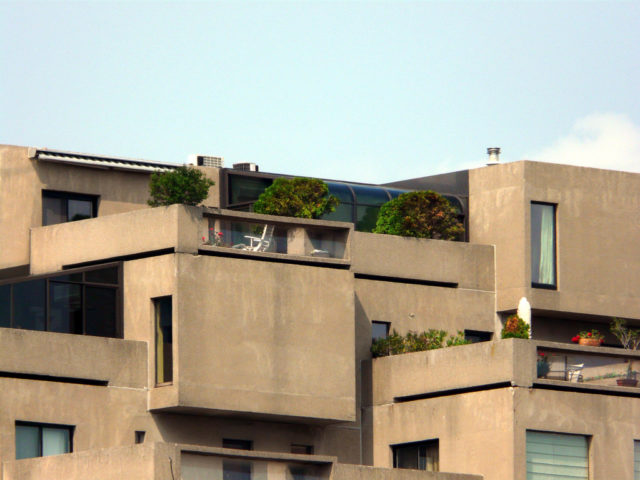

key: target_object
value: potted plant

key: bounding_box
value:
[610,318,640,387]
[537,352,550,378]
[571,329,604,347]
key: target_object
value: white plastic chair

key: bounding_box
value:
[567,363,584,383]
[244,224,275,252]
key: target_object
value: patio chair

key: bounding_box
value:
[567,363,584,383]
[244,224,275,252]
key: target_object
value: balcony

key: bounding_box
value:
[1,443,483,480]
[201,209,351,265]
[364,338,640,406]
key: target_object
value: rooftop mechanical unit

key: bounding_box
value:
[190,154,224,168]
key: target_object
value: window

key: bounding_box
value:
[135,431,146,444]
[42,190,97,226]
[0,266,120,337]
[464,330,492,343]
[291,444,314,455]
[531,202,556,288]
[15,422,73,459]
[526,431,588,480]
[634,440,640,480]
[372,321,390,341]
[154,296,173,384]
[223,439,252,480]
[393,439,439,472]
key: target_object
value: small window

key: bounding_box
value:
[393,439,439,472]
[291,444,314,455]
[135,431,146,444]
[526,431,588,479]
[42,190,97,226]
[464,330,492,343]
[372,321,390,341]
[15,422,73,459]
[531,202,557,289]
[634,440,640,480]
[154,296,173,385]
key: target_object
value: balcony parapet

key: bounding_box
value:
[1,442,483,480]
[364,338,640,406]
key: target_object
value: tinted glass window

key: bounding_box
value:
[326,182,354,204]
[229,175,272,205]
[351,184,390,205]
[531,203,556,287]
[85,287,117,337]
[85,267,118,285]
[15,425,39,459]
[68,199,93,222]
[372,321,390,340]
[0,284,10,327]
[13,280,46,331]
[321,203,353,223]
[42,196,65,226]
[42,427,70,456]
[356,205,380,232]
[155,296,173,384]
[49,282,82,334]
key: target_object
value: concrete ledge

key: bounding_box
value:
[351,232,495,291]
[0,328,147,388]
[30,204,202,275]
[333,464,483,480]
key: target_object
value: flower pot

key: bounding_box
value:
[578,338,601,347]
[616,378,638,387]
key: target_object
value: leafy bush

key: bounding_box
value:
[252,177,338,219]
[501,314,530,339]
[372,191,464,240]
[148,166,215,207]
[371,328,470,358]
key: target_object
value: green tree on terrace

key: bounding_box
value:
[252,177,339,219]
[148,166,215,207]
[372,190,464,240]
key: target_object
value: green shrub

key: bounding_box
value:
[501,314,530,339]
[148,166,214,207]
[371,328,470,358]
[252,177,338,219]
[372,191,464,240]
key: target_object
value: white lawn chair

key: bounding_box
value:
[244,224,275,252]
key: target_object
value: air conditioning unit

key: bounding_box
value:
[189,154,224,168]
[232,162,259,172]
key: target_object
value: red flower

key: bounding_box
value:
[587,332,592,337]
[571,336,580,343]
[218,232,223,236]
[600,339,605,344]
[202,236,206,241]
[539,352,545,357]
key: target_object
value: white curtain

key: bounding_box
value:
[538,206,555,285]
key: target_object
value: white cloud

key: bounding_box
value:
[527,113,640,173]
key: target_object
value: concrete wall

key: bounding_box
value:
[0,328,146,388]
[147,254,356,423]
[469,161,640,319]
[30,204,204,275]
[365,388,515,479]
[333,463,482,480]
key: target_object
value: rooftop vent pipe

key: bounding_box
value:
[486,147,500,166]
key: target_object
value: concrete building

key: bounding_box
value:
[0,143,639,479]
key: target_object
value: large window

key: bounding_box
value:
[531,202,557,289]
[392,439,439,472]
[0,265,120,337]
[15,422,73,459]
[154,296,173,384]
[42,190,97,226]
[526,431,588,480]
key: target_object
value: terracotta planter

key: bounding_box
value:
[578,338,601,347]
[616,378,638,387]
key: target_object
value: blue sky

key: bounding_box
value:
[1,1,639,183]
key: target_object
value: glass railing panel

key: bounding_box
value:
[205,218,348,260]
[537,348,639,388]
[181,453,328,480]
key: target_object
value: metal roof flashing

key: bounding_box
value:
[28,147,181,173]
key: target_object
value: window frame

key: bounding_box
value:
[42,190,98,226]
[392,438,439,472]
[15,421,74,459]
[0,263,123,338]
[530,201,557,290]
